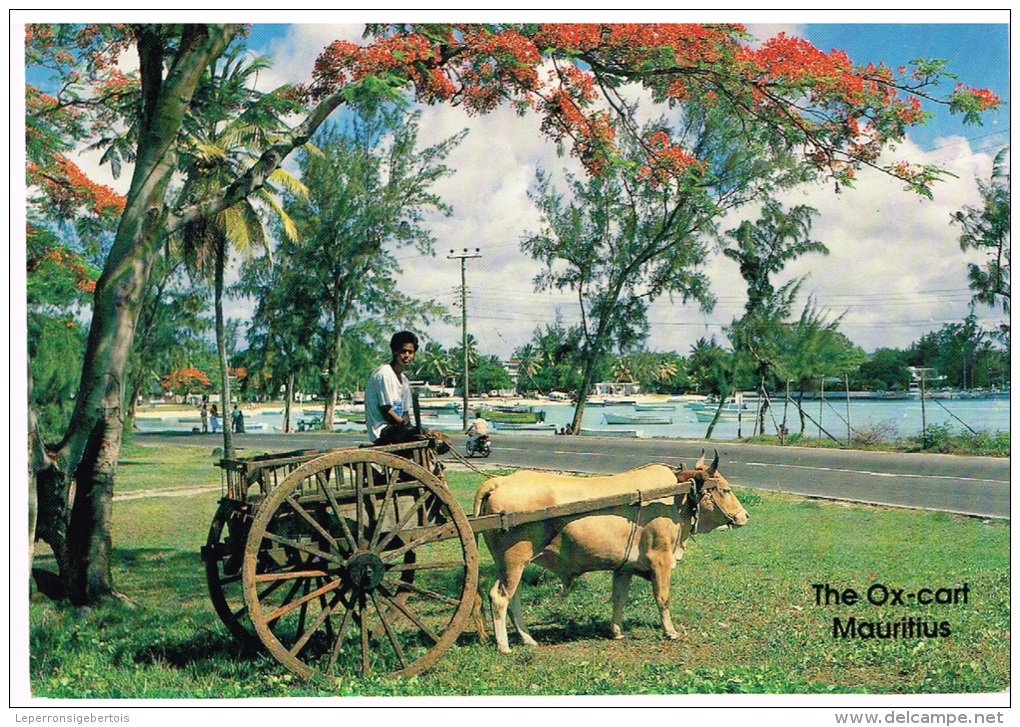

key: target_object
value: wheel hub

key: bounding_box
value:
[346,551,385,591]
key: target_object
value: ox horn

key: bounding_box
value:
[695,449,706,469]
[707,449,719,476]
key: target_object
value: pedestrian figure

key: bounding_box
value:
[200,404,209,433]
[210,404,220,433]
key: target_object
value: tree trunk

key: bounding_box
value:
[704,385,731,440]
[214,241,234,459]
[282,374,294,433]
[322,331,343,431]
[28,363,49,584]
[569,352,600,434]
[32,24,241,605]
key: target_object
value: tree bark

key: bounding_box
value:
[214,239,235,458]
[282,374,294,434]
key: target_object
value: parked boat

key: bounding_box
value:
[578,427,642,438]
[493,422,558,432]
[419,401,460,414]
[693,406,748,423]
[603,413,673,425]
[633,404,676,411]
[478,406,546,424]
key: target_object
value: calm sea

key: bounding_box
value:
[134,396,1010,441]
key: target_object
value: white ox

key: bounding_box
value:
[472,451,749,653]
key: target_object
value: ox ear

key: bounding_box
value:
[707,450,719,476]
[695,449,706,469]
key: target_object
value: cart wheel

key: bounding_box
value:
[242,448,479,680]
[203,499,260,650]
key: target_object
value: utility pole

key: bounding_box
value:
[915,367,934,448]
[448,247,481,431]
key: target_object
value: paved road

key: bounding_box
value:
[140,430,1011,519]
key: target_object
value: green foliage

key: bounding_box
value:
[854,348,912,392]
[950,146,1009,329]
[906,313,1007,390]
[472,354,514,394]
[28,315,85,440]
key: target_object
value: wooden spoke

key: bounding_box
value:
[287,590,344,658]
[284,495,339,551]
[370,591,409,670]
[367,467,400,550]
[264,579,342,624]
[373,590,441,645]
[319,478,359,554]
[260,530,343,567]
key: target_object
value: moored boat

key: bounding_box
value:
[578,427,642,438]
[493,422,558,431]
[603,412,672,425]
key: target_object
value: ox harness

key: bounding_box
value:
[617,475,700,571]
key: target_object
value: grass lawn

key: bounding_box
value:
[28,441,1009,698]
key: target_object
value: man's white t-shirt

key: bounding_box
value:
[364,363,411,442]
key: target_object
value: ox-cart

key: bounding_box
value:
[201,435,693,680]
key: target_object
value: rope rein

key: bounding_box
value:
[442,445,494,477]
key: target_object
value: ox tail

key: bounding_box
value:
[470,481,499,645]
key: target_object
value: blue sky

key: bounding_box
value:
[16,14,1013,358]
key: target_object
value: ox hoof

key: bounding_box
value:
[612,633,625,641]
[664,631,680,641]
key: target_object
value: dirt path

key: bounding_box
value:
[114,484,220,501]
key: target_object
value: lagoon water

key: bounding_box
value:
[134,396,1010,441]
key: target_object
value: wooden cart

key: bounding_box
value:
[201,437,692,680]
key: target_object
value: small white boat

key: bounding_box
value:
[633,404,676,411]
[493,422,558,431]
[578,427,642,438]
[243,421,270,431]
[603,413,672,425]
[693,405,749,423]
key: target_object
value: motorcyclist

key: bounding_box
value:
[466,410,489,452]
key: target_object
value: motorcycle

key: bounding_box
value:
[466,434,492,458]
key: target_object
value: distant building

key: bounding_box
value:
[593,381,641,396]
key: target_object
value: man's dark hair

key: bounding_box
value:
[390,331,419,352]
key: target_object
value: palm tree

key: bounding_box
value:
[176,47,307,457]
[414,341,452,388]
[512,343,544,394]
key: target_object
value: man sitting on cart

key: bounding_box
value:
[364,331,424,446]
